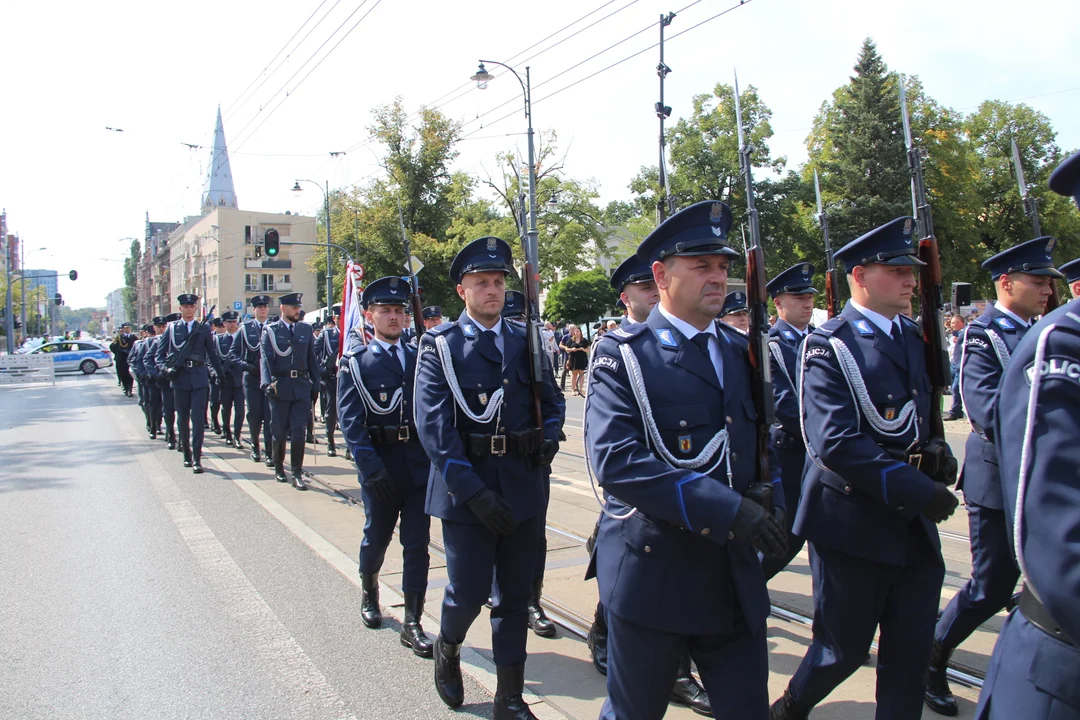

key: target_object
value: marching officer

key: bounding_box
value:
[318,304,342,456]
[585,202,787,720]
[926,237,1062,715]
[422,306,444,331]
[260,292,320,490]
[772,217,960,720]
[415,236,563,719]
[129,325,152,431]
[1060,258,1080,299]
[208,318,226,436]
[113,322,136,396]
[762,263,817,579]
[239,296,274,465]
[156,313,180,449]
[145,316,167,440]
[337,277,433,656]
[972,149,1080,720]
[214,311,246,448]
[718,291,749,333]
[154,294,222,473]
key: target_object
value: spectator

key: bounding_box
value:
[542,321,559,371]
[945,314,966,421]
[560,325,591,397]
[558,324,573,389]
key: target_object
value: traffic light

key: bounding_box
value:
[264,229,280,257]
[54,293,62,306]
[69,270,78,281]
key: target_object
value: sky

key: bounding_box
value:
[2,0,1077,308]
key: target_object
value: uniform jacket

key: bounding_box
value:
[238,320,267,387]
[317,326,341,381]
[585,304,782,636]
[154,319,222,390]
[112,332,136,361]
[213,332,244,387]
[337,340,429,494]
[957,305,1029,510]
[414,312,563,524]
[259,320,320,402]
[769,318,810,491]
[128,340,146,377]
[793,301,942,567]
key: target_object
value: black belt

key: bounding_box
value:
[272,369,307,378]
[463,429,543,459]
[368,425,416,445]
[1019,587,1075,646]
[184,359,204,368]
[884,447,926,469]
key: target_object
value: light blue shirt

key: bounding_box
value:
[658,303,723,387]
[465,311,505,356]
[374,337,406,369]
[850,299,903,338]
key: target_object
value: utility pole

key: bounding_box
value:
[3,211,15,353]
[655,12,676,224]
[325,180,333,310]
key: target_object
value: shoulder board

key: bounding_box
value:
[971,316,991,328]
[715,320,745,344]
[811,316,847,339]
[899,314,919,328]
[426,321,456,337]
[602,324,647,343]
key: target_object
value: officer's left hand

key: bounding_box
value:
[771,506,786,533]
[532,440,559,467]
[363,468,396,503]
[922,439,958,486]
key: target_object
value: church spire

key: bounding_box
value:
[201,106,238,213]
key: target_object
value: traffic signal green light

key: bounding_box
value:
[265,229,280,257]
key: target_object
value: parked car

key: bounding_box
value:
[31,341,113,374]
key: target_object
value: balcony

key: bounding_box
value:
[275,282,292,291]
[245,258,293,269]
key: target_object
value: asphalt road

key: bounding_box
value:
[0,372,498,720]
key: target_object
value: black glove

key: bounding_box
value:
[531,440,559,467]
[263,382,277,399]
[771,505,786,533]
[466,489,518,535]
[922,483,959,523]
[921,439,958,486]
[731,497,788,559]
[164,367,178,382]
[363,468,396,504]
[245,362,258,374]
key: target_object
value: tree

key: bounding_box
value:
[542,269,617,324]
[123,239,139,321]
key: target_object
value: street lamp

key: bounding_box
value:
[291,179,334,310]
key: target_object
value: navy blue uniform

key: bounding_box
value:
[318,325,341,452]
[586,307,783,720]
[415,312,563,667]
[975,299,1080,719]
[238,319,272,458]
[338,340,430,590]
[140,335,164,436]
[214,331,245,442]
[785,302,946,718]
[259,319,320,449]
[155,318,222,462]
[762,317,811,578]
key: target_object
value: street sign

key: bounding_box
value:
[405,256,424,275]
[233,301,243,310]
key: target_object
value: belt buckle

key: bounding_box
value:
[397,425,410,442]
[908,453,922,469]
[289,370,299,378]
[491,434,506,456]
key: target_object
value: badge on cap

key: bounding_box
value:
[710,202,724,223]
[903,218,913,236]
[478,392,488,406]
[1046,238,1056,253]
[462,323,476,337]
[854,319,875,337]
[802,263,811,277]
[679,435,692,453]
[995,317,1015,331]
[711,226,724,237]
[487,237,498,251]
[656,329,677,347]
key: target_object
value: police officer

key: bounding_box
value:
[423,305,444,331]
[129,325,152,431]
[156,313,181,449]
[239,296,274,465]
[214,311,246,448]
[208,318,226,436]
[772,217,960,720]
[718,291,749,334]
[925,237,1062,715]
[113,322,136,396]
[318,305,342,456]
[155,294,222,473]
[415,236,563,718]
[586,202,787,720]
[1060,258,1080,299]
[338,277,433,657]
[260,292,320,490]
[762,263,817,580]
[145,316,167,440]
[971,149,1080,720]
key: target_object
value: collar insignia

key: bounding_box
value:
[462,323,476,337]
[782,330,795,340]
[995,317,1015,330]
[854,319,875,337]
[656,328,677,347]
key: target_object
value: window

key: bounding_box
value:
[245,274,258,292]
[260,274,275,292]
[282,275,290,284]
[244,225,252,244]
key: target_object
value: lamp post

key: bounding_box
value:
[470,60,538,265]
[292,179,334,311]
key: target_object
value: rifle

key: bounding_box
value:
[734,72,775,497]
[518,193,545,431]
[166,304,216,377]
[397,202,427,341]
[814,168,841,318]
[1011,137,1060,312]
[899,77,950,448]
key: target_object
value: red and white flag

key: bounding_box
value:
[339,261,367,356]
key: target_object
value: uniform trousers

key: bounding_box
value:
[160,379,176,438]
[174,386,209,457]
[219,382,244,439]
[936,504,1019,649]
[359,483,430,593]
[244,376,272,446]
[148,382,163,431]
[321,378,338,444]
[788,539,944,720]
[269,395,309,445]
[209,382,221,427]
[599,609,768,720]
[117,359,133,393]
[441,516,541,666]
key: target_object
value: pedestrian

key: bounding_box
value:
[338,276,433,657]
[944,314,966,420]
[586,201,787,720]
[772,217,960,720]
[238,296,273,465]
[112,322,136,396]
[260,293,320,490]
[214,311,245,448]
[414,236,563,719]
[560,326,590,397]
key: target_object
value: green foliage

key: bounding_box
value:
[542,269,617,324]
[123,239,139,321]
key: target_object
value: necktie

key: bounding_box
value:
[891,322,905,350]
[480,329,500,359]
[388,344,403,370]
[288,323,295,337]
[691,333,721,385]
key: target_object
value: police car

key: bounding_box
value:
[30,341,114,374]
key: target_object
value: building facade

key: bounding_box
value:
[136,216,180,322]
[106,288,128,332]
[23,269,58,301]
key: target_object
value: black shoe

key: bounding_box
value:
[344,447,352,462]
[223,434,234,447]
[493,664,537,720]
[360,574,381,628]
[149,431,157,440]
[183,458,193,469]
[770,690,810,720]
[400,591,433,657]
[943,412,964,421]
[250,450,261,463]
[527,579,556,638]
[327,444,337,457]
[275,469,288,482]
[292,471,307,491]
[587,605,608,676]
[232,437,243,451]
[264,455,275,468]
[434,636,464,709]
[167,439,176,450]
[274,442,288,481]
[193,461,204,474]
[924,641,958,716]
[671,672,712,717]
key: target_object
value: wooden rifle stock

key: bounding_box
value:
[824,271,840,319]
[917,238,948,443]
[746,244,775,487]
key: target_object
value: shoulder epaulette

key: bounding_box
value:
[970,316,991,328]
[603,324,647,343]
[426,321,456,337]
[811,316,847,339]
[899,314,919,328]
[715,320,747,344]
